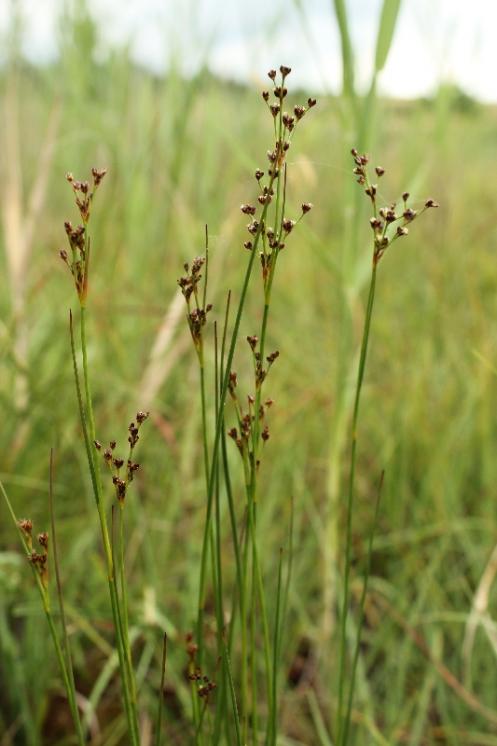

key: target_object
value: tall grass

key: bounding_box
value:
[1,2,497,744]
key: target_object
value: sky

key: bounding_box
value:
[1,0,496,102]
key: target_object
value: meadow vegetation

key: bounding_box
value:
[1,3,497,745]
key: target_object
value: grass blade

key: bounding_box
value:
[48,449,85,745]
[374,0,402,73]
[331,0,357,103]
[155,632,167,746]
[342,470,384,745]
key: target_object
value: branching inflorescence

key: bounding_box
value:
[178,65,316,745]
[59,168,107,304]
[335,149,438,746]
[58,167,150,746]
[351,148,439,265]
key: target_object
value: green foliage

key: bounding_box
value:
[374,0,402,74]
[1,2,497,745]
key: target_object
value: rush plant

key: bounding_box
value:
[178,65,316,745]
[0,66,439,746]
[335,150,438,746]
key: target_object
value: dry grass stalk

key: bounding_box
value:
[1,85,60,410]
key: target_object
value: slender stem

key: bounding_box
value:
[196,356,211,657]
[119,504,136,704]
[155,633,167,746]
[77,306,140,746]
[336,259,378,746]
[342,471,384,745]
[241,505,251,744]
[48,451,85,746]
[110,508,140,746]
[269,548,284,746]
[212,322,230,745]
[223,640,242,746]
[219,291,246,738]
[0,479,85,745]
[249,502,273,730]
[196,187,275,645]
[251,531,258,746]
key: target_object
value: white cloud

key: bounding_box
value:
[0,0,495,101]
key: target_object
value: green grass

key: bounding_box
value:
[2,3,497,744]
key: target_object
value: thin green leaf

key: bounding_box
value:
[374,0,402,73]
[332,0,356,101]
[155,633,167,746]
[49,450,85,745]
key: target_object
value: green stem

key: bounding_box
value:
[78,306,140,746]
[342,471,384,745]
[48,452,86,746]
[196,357,211,656]
[249,501,273,734]
[240,506,251,744]
[251,535,258,746]
[336,259,378,746]
[119,504,136,705]
[269,548,284,746]
[196,182,276,654]
[223,640,242,746]
[0,480,85,745]
[155,633,167,746]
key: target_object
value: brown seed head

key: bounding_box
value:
[274,86,288,100]
[403,208,417,222]
[91,167,107,187]
[247,220,260,235]
[18,519,33,536]
[267,350,280,364]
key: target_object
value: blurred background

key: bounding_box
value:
[1,0,497,743]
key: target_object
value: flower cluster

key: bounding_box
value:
[18,519,49,589]
[226,67,316,471]
[59,168,107,303]
[178,256,213,355]
[95,411,149,504]
[227,335,277,470]
[351,148,439,264]
[242,66,316,289]
[185,632,217,700]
